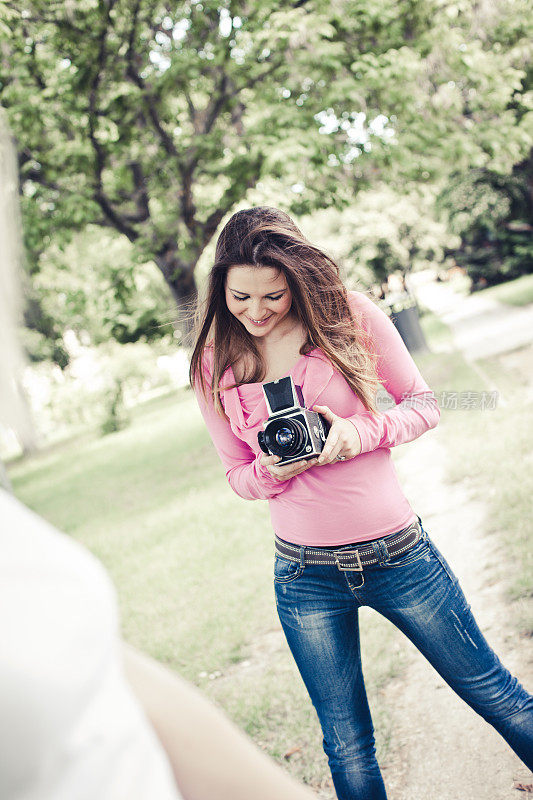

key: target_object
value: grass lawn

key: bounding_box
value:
[475,273,533,307]
[417,306,455,351]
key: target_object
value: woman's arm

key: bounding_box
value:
[346,292,441,452]
[122,645,317,800]
[193,358,292,501]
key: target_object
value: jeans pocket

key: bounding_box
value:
[381,528,430,569]
[427,537,459,584]
[274,554,304,584]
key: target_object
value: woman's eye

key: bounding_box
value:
[232,295,283,302]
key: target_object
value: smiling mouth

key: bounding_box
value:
[247,315,273,325]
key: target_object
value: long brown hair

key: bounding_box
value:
[189,207,379,418]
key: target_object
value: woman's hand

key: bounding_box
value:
[312,404,362,465]
[259,453,319,482]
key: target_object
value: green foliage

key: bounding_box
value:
[436,164,533,285]
[34,226,175,347]
[8,339,180,452]
[2,0,532,306]
[366,239,400,284]
[295,186,457,288]
[2,1,352,294]
[19,289,70,367]
[1,0,531,368]
[318,0,533,185]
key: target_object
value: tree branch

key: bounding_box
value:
[241,54,289,92]
[94,189,139,241]
[18,148,62,193]
[22,169,61,193]
[184,89,197,127]
[179,159,200,239]
[125,4,179,158]
[201,152,265,246]
[87,1,139,239]
[122,161,150,223]
[22,25,46,91]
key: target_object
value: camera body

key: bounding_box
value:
[257,376,331,465]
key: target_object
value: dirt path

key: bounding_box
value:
[414,280,533,359]
[382,429,532,799]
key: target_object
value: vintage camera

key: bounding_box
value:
[257,376,331,465]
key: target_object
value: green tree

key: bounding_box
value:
[434,4,533,286]
[34,227,174,347]
[2,0,532,349]
[2,0,350,337]
[304,185,455,286]
[436,158,533,286]
[366,239,399,286]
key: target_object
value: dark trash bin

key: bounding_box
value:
[383,296,428,353]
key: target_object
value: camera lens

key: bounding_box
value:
[264,417,306,457]
[275,427,294,447]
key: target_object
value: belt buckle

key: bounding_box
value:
[334,549,363,572]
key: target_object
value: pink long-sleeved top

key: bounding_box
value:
[194,290,440,546]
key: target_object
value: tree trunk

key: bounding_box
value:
[154,243,199,350]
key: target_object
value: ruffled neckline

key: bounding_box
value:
[219,348,336,432]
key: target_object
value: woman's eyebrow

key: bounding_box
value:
[228,288,286,296]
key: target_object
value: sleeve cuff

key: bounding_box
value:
[346,414,379,455]
[256,456,283,487]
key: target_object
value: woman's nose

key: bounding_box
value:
[249,301,264,318]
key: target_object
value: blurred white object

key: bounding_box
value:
[0,488,181,800]
[157,349,190,388]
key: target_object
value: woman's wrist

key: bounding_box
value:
[346,416,367,454]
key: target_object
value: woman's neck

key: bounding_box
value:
[255,313,304,351]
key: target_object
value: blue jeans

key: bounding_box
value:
[274,520,533,800]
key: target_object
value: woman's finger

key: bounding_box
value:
[318,444,344,465]
[290,459,319,478]
[260,453,281,467]
[318,430,340,463]
[271,458,318,480]
[312,404,338,423]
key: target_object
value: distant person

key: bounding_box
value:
[190,206,533,800]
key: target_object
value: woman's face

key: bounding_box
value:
[225,265,294,341]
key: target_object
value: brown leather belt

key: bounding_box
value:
[275,519,422,572]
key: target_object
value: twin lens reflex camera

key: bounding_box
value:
[257,376,331,465]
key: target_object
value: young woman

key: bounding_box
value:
[190,206,533,799]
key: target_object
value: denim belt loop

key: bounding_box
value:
[299,546,306,568]
[372,538,389,565]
